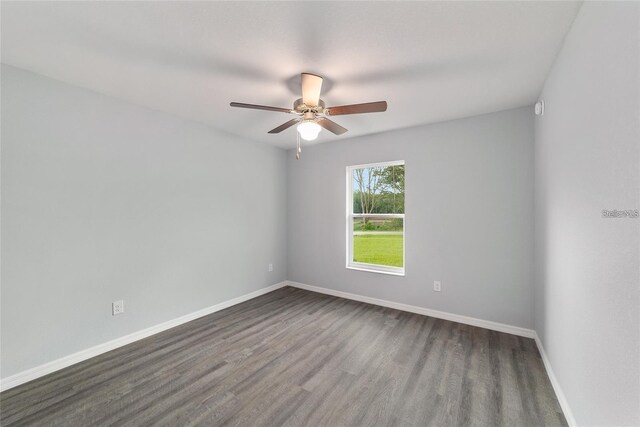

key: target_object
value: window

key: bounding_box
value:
[347,161,405,275]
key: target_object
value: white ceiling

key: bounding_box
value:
[1,1,581,148]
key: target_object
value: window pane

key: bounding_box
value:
[352,165,404,214]
[352,217,403,268]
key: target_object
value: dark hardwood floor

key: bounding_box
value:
[0,286,566,426]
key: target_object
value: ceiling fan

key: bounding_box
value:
[230,73,387,157]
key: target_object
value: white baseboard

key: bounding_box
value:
[0,281,288,392]
[285,281,535,338]
[534,333,577,427]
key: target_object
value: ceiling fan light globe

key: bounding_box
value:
[297,121,322,141]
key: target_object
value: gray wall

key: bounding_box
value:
[1,65,288,378]
[287,107,535,328]
[534,2,640,425]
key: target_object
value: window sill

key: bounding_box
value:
[346,263,405,277]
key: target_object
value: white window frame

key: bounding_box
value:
[346,160,405,276]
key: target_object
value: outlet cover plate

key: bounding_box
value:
[112,300,124,315]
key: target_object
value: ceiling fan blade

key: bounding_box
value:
[268,118,300,134]
[301,73,323,107]
[230,102,292,113]
[316,118,348,135]
[326,101,387,116]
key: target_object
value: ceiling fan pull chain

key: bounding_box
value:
[296,132,301,160]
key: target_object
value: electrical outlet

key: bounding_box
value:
[433,281,441,292]
[268,263,273,272]
[112,300,124,315]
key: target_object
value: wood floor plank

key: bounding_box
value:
[0,287,567,426]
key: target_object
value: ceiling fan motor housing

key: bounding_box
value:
[293,98,325,114]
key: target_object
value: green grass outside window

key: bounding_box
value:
[353,234,403,267]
